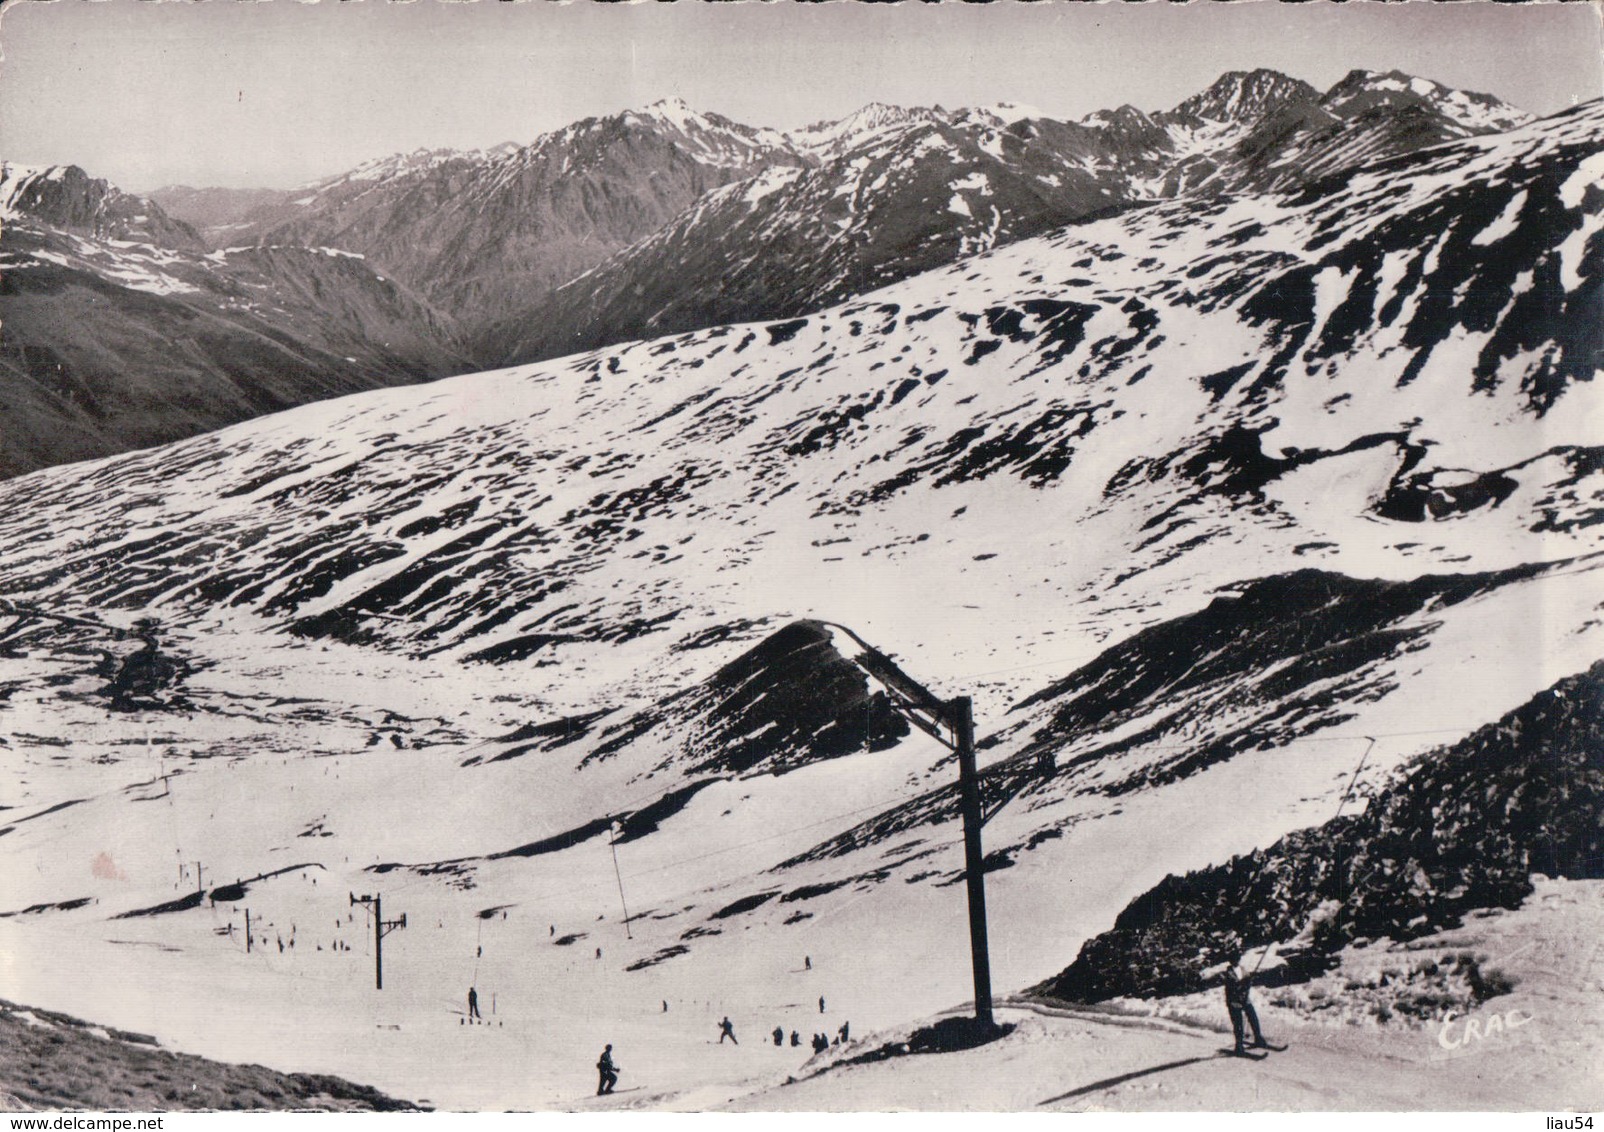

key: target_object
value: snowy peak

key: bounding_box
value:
[1165,68,1323,125]
[610,98,798,168]
[639,95,699,121]
[1322,69,1533,134]
[303,145,501,193]
[798,101,924,135]
[984,101,1046,126]
[0,161,203,251]
[1128,66,1540,200]
[789,102,943,160]
[1080,104,1157,131]
[632,96,751,142]
[235,98,802,323]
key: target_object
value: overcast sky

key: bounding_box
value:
[1,0,1598,192]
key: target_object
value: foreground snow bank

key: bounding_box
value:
[726,878,1603,1111]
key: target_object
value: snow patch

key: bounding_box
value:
[951,171,992,196]
[1470,189,1527,246]
[1558,150,1604,209]
[741,167,799,206]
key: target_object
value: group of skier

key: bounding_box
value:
[808,1025,847,1053]
[723,1015,850,1050]
[581,944,1275,1097]
[594,1009,853,1095]
[771,1021,849,1050]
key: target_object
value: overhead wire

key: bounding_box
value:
[0,704,1552,1041]
[1248,734,1377,978]
[9,551,1600,1041]
[5,713,1479,919]
[387,722,1444,921]
[12,567,1585,1006]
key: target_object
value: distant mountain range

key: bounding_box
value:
[485,69,1535,365]
[1,67,1546,476]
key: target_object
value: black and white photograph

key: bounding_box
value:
[0,0,1600,1114]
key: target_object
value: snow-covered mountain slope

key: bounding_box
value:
[0,162,205,252]
[14,70,1542,483]
[732,876,1603,1111]
[0,204,473,478]
[481,110,1126,365]
[237,104,801,319]
[16,102,1601,671]
[172,145,522,247]
[140,69,1530,367]
[1323,69,1533,136]
[0,98,1599,1110]
[486,71,1544,368]
[1038,660,1604,1003]
[788,103,948,161]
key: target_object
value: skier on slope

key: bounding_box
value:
[468,986,482,1022]
[596,1044,619,1095]
[1222,952,1269,1055]
[718,1016,738,1045]
[772,1026,784,1046]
